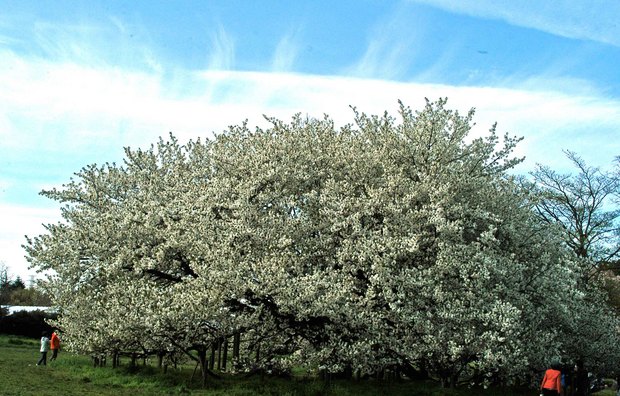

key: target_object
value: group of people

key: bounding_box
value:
[540,359,606,396]
[36,330,61,366]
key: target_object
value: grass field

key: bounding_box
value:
[0,334,541,395]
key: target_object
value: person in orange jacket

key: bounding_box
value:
[541,360,562,396]
[49,330,61,361]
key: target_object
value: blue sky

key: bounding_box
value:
[1,0,620,281]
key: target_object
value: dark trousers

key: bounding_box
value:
[543,389,560,396]
[37,351,47,366]
[50,349,59,361]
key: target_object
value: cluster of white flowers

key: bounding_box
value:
[25,99,620,386]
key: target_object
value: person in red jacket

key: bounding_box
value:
[540,360,563,396]
[49,331,61,361]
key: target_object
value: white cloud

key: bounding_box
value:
[2,47,620,281]
[0,204,61,281]
[409,0,620,47]
[1,47,619,167]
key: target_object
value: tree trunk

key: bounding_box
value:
[197,348,208,387]
[439,370,458,388]
[255,344,260,363]
[400,359,429,380]
[217,338,222,371]
[209,342,216,370]
[222,338,229,371]
[233,332,241,370]
[450,372,459,388]
[342,364,353,380]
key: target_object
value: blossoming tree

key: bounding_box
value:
[25,99,620,387]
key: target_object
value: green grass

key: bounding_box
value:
[0,335,534,395]
[594,389,618,396]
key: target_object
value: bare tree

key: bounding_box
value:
[531,151,620,271]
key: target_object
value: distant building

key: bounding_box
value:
[0,305,56,315]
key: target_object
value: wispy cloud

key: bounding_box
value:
[271,31,300,72]
[409,0,620,47]
[207,25,235,70]
[32,21,107,62]
[0,33,17,45]
[347,3,422,79]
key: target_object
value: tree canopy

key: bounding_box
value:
[25,99,620,387]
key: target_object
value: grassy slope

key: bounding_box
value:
[0,335,536,396]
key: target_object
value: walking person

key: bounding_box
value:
[541,359,563,396]
[49,330,60,361]
[36,331,50,366]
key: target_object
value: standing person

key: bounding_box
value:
[574,360,589,396]
[561,364,572,396]
[36,331,50,366]
[541,360,563,396]
[49,330,60,361]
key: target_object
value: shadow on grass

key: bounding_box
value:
[0,335,533,396]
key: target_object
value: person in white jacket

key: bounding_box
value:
[36,331,50,366]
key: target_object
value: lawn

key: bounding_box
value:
[0,334,537,396]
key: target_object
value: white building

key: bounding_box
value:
[1,305,56,315]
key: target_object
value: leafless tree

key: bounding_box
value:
[531,151,620,272]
